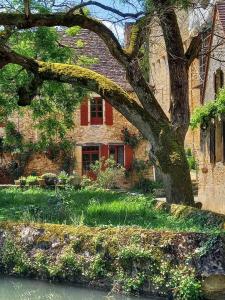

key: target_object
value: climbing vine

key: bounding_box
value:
[191,88,225,129]
[121,127,144,149]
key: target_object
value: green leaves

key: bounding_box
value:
[190,88,225,129]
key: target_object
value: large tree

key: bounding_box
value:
[0,0,204,205]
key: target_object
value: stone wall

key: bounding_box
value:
[198,12,225,214]
[0,220,225,299]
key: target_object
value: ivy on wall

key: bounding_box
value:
[191,88,225,130]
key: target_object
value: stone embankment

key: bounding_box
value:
[0,210,225,299]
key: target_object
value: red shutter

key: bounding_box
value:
[80,99,88,126]
[125,145,133,170]
[101,144,109,160]
[105,100,113,125]
[101,144,109,170]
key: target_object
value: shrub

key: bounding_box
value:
[134,178,163,193]
[58,171,70,184]
[41,173,58,186]
[26,175,39,186]
[186,148,198,170]
[18,176,26,187]
[90,158,125,189]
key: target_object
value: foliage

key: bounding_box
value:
[171,267,202,300]
[191,88,225,129]
[134,178,163,193]
[121,127,143,149]
[0,0,97,146]
[25,175,39,186]
[82,158,125,189]
[41,173,58,186]
[186,148,198,170]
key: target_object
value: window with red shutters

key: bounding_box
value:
[82,146,99,175]
[90,97,103,125]
[109,145,124,166]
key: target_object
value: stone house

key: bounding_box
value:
[198,2,225,213]
[0,29,153,187]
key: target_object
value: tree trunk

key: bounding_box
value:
[150,127,195,206]
[160,159,194,205]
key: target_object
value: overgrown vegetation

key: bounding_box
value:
[0,187,223,233]
[81,158,125,189]
[191,88,225,130]
[0,221,215,299]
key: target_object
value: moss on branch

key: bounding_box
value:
[37,61,131,99]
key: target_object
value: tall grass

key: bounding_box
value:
[0,187,222,232]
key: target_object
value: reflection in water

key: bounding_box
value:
[0,277,161,300]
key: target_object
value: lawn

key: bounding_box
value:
[0,187,222,232]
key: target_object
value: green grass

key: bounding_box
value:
[0,187,222,232]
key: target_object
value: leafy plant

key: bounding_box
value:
[41,173,58,186]
[121,127,143,149]
[186,148,198,170]
[82,158,125,189]
[191,88,225,129]
[134,178,163,193]
[26,175,39,186]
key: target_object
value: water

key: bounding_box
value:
[0,277,163,300]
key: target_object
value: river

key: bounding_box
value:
[0,277,164,300]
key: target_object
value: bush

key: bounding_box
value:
[186,148,198,170]
[41,173,58,186]
[26,175,39,186]
[134,178,163,193]
[81,158,125,189]
[91,158,125,189]
[18,176,26,187]
[58,171,70,184]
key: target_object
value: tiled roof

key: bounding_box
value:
[60,29,132,91]
[217,2,225,31]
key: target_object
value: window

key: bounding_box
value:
[82,146,99,174]
[214,69,224,96]
[109,145,124,166]
[90,97,103,125]
[80,97,113,126]
[210,117,225,164]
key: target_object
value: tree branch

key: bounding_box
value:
[0,45,162,145]
[67,1,145,19]
[124,18,149,58]
[0,12,129,66]
[185,34,202,67]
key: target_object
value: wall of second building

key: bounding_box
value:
[198,12,225,214]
